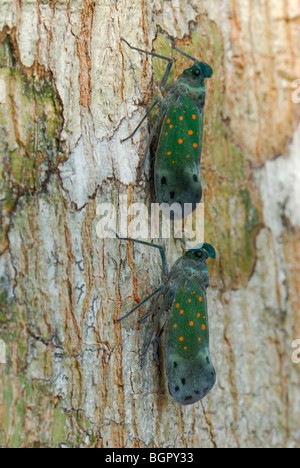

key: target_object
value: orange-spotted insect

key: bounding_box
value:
[121,38,213,219]
[115,234,216,405]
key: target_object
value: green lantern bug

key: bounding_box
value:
[115,234,216,405]
[121,38,213,219]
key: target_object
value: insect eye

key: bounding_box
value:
[193,68,201,77]
[195,251,203,259]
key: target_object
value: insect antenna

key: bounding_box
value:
[112,230,169,278]
[121,38,173,63]
[170,37,198,62]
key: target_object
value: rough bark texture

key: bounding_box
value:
[0,0,300,448]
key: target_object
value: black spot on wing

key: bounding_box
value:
[184,396,193,402]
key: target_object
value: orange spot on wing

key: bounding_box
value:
[179,116,184,121]
[188,299,192,303]
[202,325,206,330]
[174,324,178,328]
[193,143,198,148]
[184,347,187,350]
[167,119,171,124]
[167,152,171,155]
[188,130,193,135]
[180,310,184,315]
[199,297,203,302]
[192,114,197,120]
[170,125,173,129]
[178,139,183,144]
[189,321,194,327]
[180,337,184,342]
[176,303,180,308]
[197,313,201,318]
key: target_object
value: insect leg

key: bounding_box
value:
[121,97,163,143]
[141,292,174,367]
[138,288,164,324]
[121,38,174,92]
[115,232,169,278]
[153,321,167,366]
[136,104,167,183]
[170,38,213,78]
[115,286,164,323]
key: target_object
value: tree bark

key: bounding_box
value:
[0,0,300,448]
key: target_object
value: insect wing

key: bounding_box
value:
[155,95,204,210]
[166,277,216,405]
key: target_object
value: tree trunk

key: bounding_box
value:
[0,0,300,448]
